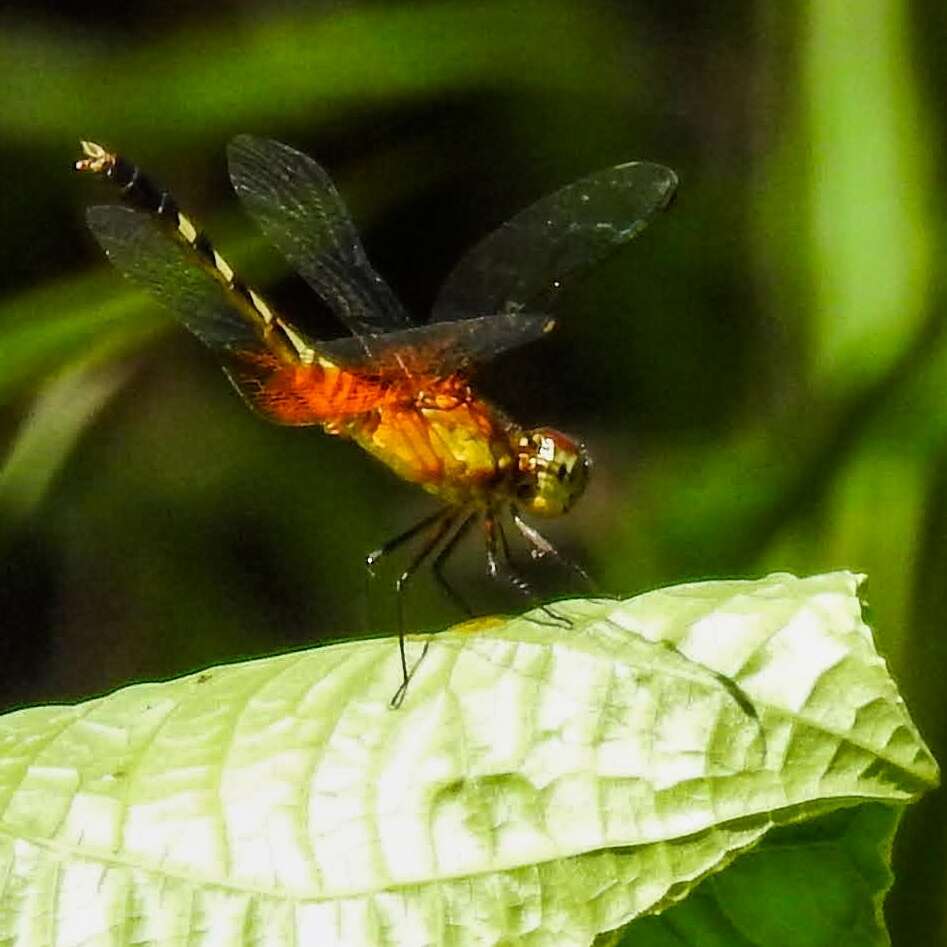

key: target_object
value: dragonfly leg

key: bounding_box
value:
[389,509,459,709]
[431,511,477,617]
[366,507,448,576]
[485,513,534,598]
[505,510,604,626]
[510,509,598,593]
[487,515,570,628]
[365,507,447,631]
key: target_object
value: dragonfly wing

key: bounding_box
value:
[86,205,317,425]
[319,312,556,375]
[227,135,411,337]
[431,162,678,322]
[87,205,263,352]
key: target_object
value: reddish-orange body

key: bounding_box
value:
[76,133,622,536]
[78,134,676,703]
[232,352,517,507]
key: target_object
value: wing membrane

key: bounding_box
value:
[85,205,319,425]
[227,135,410,337]
[432,162,678,321]
[319,312,556,376]
[86,205,264,353]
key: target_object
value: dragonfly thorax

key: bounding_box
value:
[512,428,590,518]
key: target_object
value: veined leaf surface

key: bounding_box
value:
[0,572,936,945]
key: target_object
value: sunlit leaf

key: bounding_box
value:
[0,572,935,945]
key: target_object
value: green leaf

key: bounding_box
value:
[0,353,134,524]
[0,272,161,406]
[0,1,629,148]
[0,572,936,945]
[804,0,933,390]
[617,803,899,947]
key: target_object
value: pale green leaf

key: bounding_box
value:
[0,572,936,945]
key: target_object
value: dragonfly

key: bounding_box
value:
[77,136,678,704]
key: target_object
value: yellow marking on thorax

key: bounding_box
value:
[345,386,513,504]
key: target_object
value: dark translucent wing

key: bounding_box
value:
[431,161,678,322]
[86,205,262,353]
[319,312,556,376]
[86,205,319,427]
[227,135,411,337]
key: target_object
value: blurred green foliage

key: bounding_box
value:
[0,0,943,941]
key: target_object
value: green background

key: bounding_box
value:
[0,1,942,942]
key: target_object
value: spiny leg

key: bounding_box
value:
[364,507,448,636]
[481,514,567,628]
[495,516,572,628]
[511,508,598,592]
[430,511,477,617]
[366,507,448,577]
[486,514,534,598]
[389,509,459,709]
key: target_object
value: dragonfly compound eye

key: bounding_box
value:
[514,428,591,518]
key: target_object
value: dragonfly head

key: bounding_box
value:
[513,428,591,518]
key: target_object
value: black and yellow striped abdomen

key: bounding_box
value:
[76,140,311,364]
